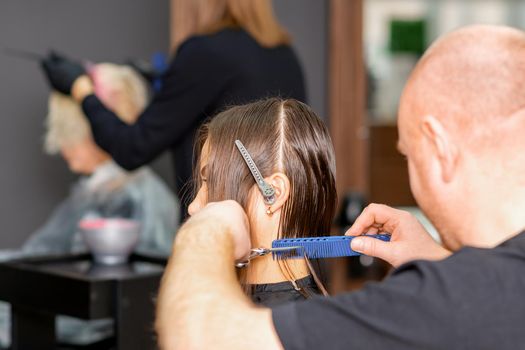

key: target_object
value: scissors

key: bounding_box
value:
[2,47,45,61]
[235,246,302,268]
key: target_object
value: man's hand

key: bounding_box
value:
[346,204,451,267]
[179,200,251,261]
[41,51,86,95]
[157,200,283,350]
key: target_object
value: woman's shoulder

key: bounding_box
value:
[170,28,296,75]
[181,28,249,46]
[172,30,237,69]
[177,28,289,58]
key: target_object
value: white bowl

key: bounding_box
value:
[79,218,140,265]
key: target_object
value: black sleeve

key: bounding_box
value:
[272,259,464,350]
[81,37,235,170]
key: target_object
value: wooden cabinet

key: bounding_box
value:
[368,124,416,206]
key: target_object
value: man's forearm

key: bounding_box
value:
[156,217,241,347]
[155,216,281,350]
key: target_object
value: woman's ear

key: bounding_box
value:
[265,172,291,213]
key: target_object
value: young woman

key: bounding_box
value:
[41,0,306,218]
[188,98,337,306]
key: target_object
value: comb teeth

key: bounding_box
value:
[271,234,391,260]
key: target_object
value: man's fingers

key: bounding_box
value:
[345,203,403,236]
[366,227,379,235]
[351,235,392,262]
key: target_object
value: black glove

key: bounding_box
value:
[41,51,86,95]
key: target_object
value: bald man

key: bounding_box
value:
[155,25,525,349]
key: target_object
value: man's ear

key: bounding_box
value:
[265,172,291,213]
[420,115,458,183]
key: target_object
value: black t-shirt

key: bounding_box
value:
[272,231,525,350]
[251,276,321,307]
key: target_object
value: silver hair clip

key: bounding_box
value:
[234,140,276,205]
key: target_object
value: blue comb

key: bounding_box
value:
[271,234,391,259]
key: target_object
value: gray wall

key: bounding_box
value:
[0,0,327,248]
[274,0,327,117]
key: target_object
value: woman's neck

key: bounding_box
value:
[244,254,310,284]
[243,214,310,284]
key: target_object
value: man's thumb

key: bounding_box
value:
[351,236,390,260]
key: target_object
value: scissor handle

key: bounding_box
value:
[234,246,302,268]
[234,248,270,268]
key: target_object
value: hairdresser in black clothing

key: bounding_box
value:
[40,0,305,217]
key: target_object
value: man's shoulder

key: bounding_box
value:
[272,238,525,349]
[386,235,525,309]
[396,236,525,282]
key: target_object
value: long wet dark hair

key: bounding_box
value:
[193,98,336,294]
[194,98,337,240]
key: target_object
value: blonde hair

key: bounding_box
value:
[171,0,290,52]
[45,63,149,154]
